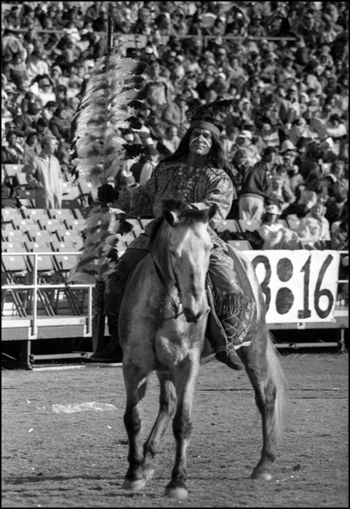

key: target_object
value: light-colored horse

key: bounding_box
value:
[119,199,287,500]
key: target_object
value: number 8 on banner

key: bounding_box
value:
[245,250,341,324]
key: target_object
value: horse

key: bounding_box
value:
[119,199,287,500]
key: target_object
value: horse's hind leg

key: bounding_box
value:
[240,331,286,481]
[142,372,177,481]
[164,356,200,500]
[122,362,148,492]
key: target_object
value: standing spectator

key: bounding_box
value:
[238,157,274,220]
[157,125,181,157]
[24,135,63,209]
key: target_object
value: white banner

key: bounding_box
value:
[244,250,341,324]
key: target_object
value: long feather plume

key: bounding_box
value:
[67,43,147,285]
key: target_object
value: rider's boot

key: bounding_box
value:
[215,293,256,371]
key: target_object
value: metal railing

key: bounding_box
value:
[2,251,93,340]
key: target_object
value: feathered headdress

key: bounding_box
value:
[67,41,147,285]
[190,99,235,137]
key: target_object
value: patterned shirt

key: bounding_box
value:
[117,155,234,250]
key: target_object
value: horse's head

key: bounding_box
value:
[155,199,217,323]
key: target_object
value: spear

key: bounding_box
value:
[67,3,147,353]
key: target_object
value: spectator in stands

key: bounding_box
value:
[1,130,24,164]
[1,166,20,208]
[130,145,160,185]
[281,189,318,221]
[331,201,349,250]
[22,132,41,164]
[257,203,300,249]
[297,202,331,242]
[157,125,181,157]
[271,163,296,211]
[24,135,63,209]
[238,154,275,220]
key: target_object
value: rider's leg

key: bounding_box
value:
[209,247,255,370]
[90,248,149,362]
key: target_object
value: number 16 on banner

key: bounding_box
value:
[245,250,341,323]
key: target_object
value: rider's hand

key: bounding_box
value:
[97,184,116,204]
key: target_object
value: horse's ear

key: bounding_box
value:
[164,210,179,227]
[208,203,218,222]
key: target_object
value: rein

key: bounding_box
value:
[150,253,181,319]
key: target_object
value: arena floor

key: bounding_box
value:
[2,352,348,508]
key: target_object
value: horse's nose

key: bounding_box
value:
[183,307,210,323]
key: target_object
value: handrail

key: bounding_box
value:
[2,250,93,339]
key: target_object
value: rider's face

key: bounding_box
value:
[189,129,213,156]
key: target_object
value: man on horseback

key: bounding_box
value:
[91,101,256,370]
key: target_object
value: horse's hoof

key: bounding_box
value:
[143,466,155,481]
[164,486,188,500]
[122,478,146,491]
[250,469,273,481]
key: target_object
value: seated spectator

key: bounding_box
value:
[1,166,20,208]
[271,164,296,211]
[12,100,41,138]
[26,41,50,81]
[1,130,24,164]
[157,125,181,157]
[297,202,331,242]
[331,202,348,250]
[281,190,318,220]
[130,145,160,185]
[23,132,41,164]
[325,183,348,225]
[257,203,300,249]
[29,74,56,108]
[49,107,71,143]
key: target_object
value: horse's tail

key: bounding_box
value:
[266,331,288,445]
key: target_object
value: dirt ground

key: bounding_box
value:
[1,352,348,508]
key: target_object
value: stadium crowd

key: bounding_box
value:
[1,1,348,255]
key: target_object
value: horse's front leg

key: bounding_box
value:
[164,355,200,500]
[142,372,177,481]
[122,362,148,492]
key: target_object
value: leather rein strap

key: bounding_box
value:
[150,254,181,318]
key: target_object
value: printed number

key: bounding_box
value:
[298,255,311,319]
[251,255,271,312]
[252,253,335,320]
[314,254,334,319]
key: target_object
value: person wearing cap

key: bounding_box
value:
[23,135,63,209]
[258,203,299,250]
[92,105,255,370]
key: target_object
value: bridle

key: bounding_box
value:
[150,252,182,318]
